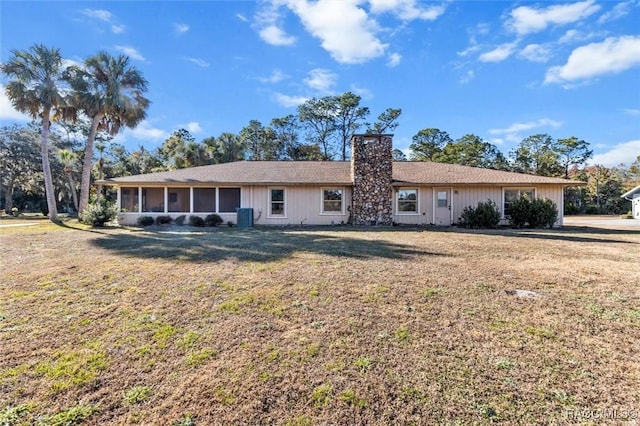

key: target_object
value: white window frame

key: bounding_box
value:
[396,188,419,214]
[502,188,536,219]
[268,187,286,218]
[320,187,345,215]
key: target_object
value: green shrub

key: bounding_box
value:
[155,215,173,225]
[79,199,117,227]
[175,215,187,225]
[205,213,223,227]
[508,196,558,228]
[137,216,155,227]
[188,215,205,227]
[460,200,500,229]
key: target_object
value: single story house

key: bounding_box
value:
[622,185,640,219]
[102,134,583,227]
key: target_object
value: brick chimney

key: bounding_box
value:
[350,134,393,225]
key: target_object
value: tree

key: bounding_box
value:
[333,92,369,160]
[57,148,80,212]
[66,51,149,214]
[205,133,245,164]
[409,128,452,161]
[298,97,338,160]
[392,148,407,161]
[556,136,592,179]
[367,108,402,134]
[0,125,42,213]
[437,134,506,169]
[1,44,76,220]
[158,129,196,169]
[239,120,277,160]
[270,115,300,160]
[510,134,562,176]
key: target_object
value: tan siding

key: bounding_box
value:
[536,185,564,226]
[393,187,432,225]
[451,186,503,224]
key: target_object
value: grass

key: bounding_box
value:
[1,220,639,424]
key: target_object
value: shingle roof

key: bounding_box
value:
[102,160,582,186]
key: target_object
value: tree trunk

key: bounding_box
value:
[67,174,79,212]
[4,183,14,213]
[40,109,58,221]
[78,114,103,214]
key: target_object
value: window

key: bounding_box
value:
[141,187,164,212]
[219,188,241,213]
[322,188,343,213]
[504,188,535,217]
[437,191,448,208]
[269,188,285,216]
[397,188,418,213]
[193,188,216,213]
[120,187,139,212]
[168,188,190,213]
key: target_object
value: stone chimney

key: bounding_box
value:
[350,134,393,225]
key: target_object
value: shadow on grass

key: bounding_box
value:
[454,225,640,244]
[89,227,444,262]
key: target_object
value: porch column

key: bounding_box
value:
[164,188,168,213]
[190,188,194,213]
[138,187,142,213]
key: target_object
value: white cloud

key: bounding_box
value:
[174,23,190,34]
[598,0,636,24]
[590,140,640,167]
[236,14,249,22]
[114,45,146,61]
[479,41,519,63]
[622,108,640,116]
[259,25,296,46]
[282,0,387,64]
[272,93,308,108]
[111,24,125,34]
[81,8,112,22]
[129,120,168,141]
[545,36,640,85]
[303,68,337,94]
[368,0,446,21]
[489,118,563,142]
[258,69,288,84]
[518,43,553,63]
[183,122,202,133]
[185,57,210,68]
[507,0,600,36]
[0,85,32,121]
[459,70,474,84]
[387,52,402,67]
[350,85,373,99]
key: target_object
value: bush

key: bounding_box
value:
[507,196,558,228]
[188,215,205,227]
[79,199,117,227]
[205,213,224,227]
[460,200,501,229]
[155,215,173,225]
[137,216,155,227]
[175,215,186,225]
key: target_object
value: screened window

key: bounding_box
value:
[142,188,164,212]
[120,187,139,213]
[168,188,190,213]
[270,188,285,216]
[219,188,241,213]
[504,188,535,217]
[322,188,343,213]
[193,188,216,213]
[397,188,418,213]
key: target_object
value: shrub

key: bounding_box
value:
[188,215,205,227]
[175,215,186,225]
[460,200,500,229]
[79,199,117,227]
[155,215,173,225]
[507,196,558,228]
[137,216,155,227]
[204,213,223,227]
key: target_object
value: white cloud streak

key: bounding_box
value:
[114,45,146,61]
[518,43,553,63]
[387,52,402,67]
[185,57,210,68]
[174,23,190,34]
[304,68,337,94]
[479,41,519,63]
[0,85,32,121]
[368,0,446,21]
[507,0,600,36]
[81,8,112,22]
[545,36,640,85]
[489,118,563,142]
[272,93,308,108]
[259,25,296,46]
[590,140,640,167]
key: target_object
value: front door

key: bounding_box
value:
[434,188,452,226]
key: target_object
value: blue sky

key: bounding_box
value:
[1,0,639,166]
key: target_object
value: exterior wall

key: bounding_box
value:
[393,187,433,225]
[351,135,393,225]
[634,194,640,219]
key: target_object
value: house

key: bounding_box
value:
[621,185,640,219]
[102,134,582,227]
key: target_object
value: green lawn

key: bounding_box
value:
[1,222,639,425]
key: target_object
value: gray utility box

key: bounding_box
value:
[236,208,254,228]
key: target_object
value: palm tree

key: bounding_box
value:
[66,52,149,214]
[1,44,75,221]
[57,148,80,212]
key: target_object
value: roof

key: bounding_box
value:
[621,184,640,199]
[102,160,583,186]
